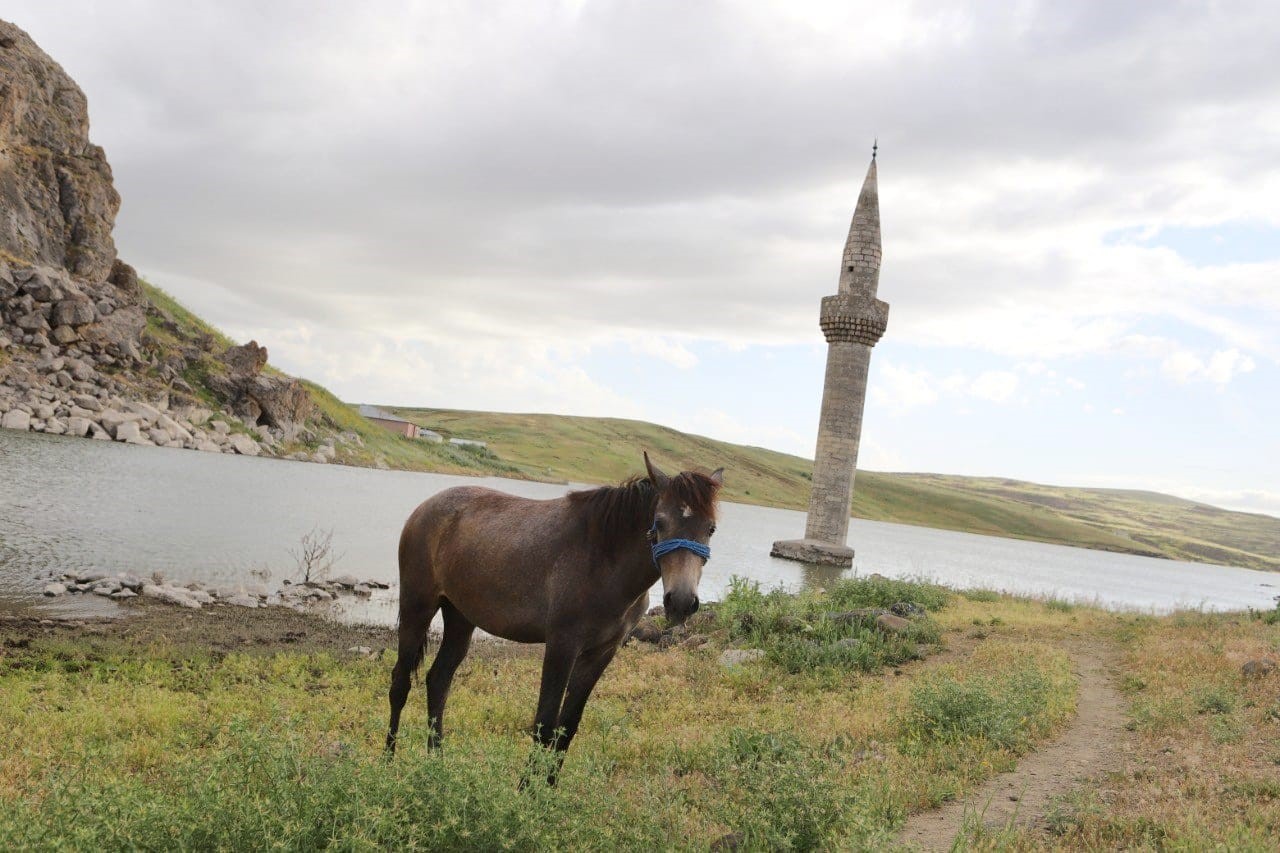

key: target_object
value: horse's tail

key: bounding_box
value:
[394,498,440,677]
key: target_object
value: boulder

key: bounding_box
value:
[220,341,268,376]
[227,432,260,456]
[51,324,79,344]
[141,584,201,609]
[15,312,48,332]
[247,375,313,429]
[107,259,141,299]
[124,400,162,423]
[99,408,141,433]
[113,420,141,443]
[52,296,96,327]
[79,304,145,361]
[65,416,91,437]
[43,582,67,596]
[110,589,137,600]
[225,594,259,609]
[73,393,102,412]
[330,574,360,589]
[1,409,31,431]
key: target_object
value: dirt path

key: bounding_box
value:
[896,641,1127,851]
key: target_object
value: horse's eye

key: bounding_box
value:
[709,524,717,536]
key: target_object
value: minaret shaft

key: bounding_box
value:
[772,152,888,568]
[804,341,871,544]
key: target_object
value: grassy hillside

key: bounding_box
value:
[388,407,1280,571]
[130,283,1279,571]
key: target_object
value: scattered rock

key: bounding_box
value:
[43,582,67,596]
[711,832,745,852]
[225,594,259,609]
[890,601,926,618]
[110,589,137,599]
[719,649,766,667]
[1242,659,1277,679]
[141,584,201,609]
[875,613,913,634]
[629,618,663,644]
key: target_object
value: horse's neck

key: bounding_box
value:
[607,531,661,604]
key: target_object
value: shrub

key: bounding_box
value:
[901,665,1054,752]
[716,577,944,675]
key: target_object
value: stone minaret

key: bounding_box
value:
[772,150,889,567]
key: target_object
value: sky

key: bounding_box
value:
[8,1,1279,517]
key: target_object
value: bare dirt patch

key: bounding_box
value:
[896,639,1128,851]
[0,599,535,661]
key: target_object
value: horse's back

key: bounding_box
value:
[399,485,573,641]
[396,481,563,573]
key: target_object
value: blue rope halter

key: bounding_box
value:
[649,521,711,566]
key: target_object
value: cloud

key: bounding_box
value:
[872,362,941,413]
[1161,347,1257,385]
[629,336,698,370]
[968,371,1018,402]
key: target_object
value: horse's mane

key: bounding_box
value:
[569,472,721,554]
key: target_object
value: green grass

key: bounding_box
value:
[0,587,1083,851]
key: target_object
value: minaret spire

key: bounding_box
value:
[838,154,881,297]
[772,150,891,568]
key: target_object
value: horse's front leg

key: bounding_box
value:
[555,595,645,762]
[553,640,621,756]
[532,635,581,749]
[519,635,581,789]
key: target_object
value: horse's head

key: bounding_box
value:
[644,451,723,626]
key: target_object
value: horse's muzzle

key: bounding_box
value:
[663,590,700,624]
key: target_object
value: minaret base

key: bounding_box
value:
[770,538,854,568]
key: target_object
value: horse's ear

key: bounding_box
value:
[709,467,724,486]
[643,451,670,490]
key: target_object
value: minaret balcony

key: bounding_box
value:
[819,293,889,346]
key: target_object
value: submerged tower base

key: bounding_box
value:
[769,538,854,567]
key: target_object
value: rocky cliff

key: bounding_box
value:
[0,19,322,459]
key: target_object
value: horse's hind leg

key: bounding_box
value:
[425,600,476,750]
[386,602,436,755]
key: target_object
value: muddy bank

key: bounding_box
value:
[0,598,534,661]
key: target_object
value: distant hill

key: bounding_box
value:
[385,407,1280,572]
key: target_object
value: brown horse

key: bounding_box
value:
[385,452,722,779]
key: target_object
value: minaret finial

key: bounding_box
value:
[872,138,877,160]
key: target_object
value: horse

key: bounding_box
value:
[385,452,723,781]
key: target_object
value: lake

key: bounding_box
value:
[1,428,1276,624]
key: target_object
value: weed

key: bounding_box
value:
[901,665,1054,751]
[1194,686,1236,716]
